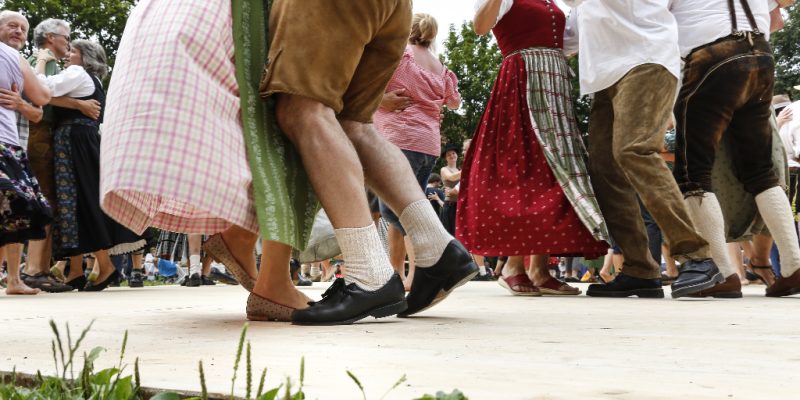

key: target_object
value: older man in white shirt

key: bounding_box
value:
[669,0,800,298]
[564,0,721,299]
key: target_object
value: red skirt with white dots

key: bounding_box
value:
[456,48,608,258]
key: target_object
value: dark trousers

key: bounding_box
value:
[673,34,778,196]
[588,64,710,279]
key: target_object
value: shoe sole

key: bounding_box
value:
[586,288,665,298]
[204,235,256,292]
[538,288,581,296]
[687,291,743,299]
[292,299,408,326]
[398,269,479,317]
[129,283,144,288]
[671,272,725,299]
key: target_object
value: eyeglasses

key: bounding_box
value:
[49,33,70,41]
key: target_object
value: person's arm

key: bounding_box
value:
[444,70,461,110]
[0,84,44,123]
[563,9,580,57]
[770,6,784,32]
[49,97,102,120]
[440,167,461,182]
[20,55,50,106]
[380,89,412,112]
[474,0,505,36]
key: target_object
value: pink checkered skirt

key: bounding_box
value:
[100,0,258,234]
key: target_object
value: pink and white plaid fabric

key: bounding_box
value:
[373,46,461,157]
[100,0,258,234]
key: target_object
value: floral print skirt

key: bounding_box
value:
[0,142,52,246]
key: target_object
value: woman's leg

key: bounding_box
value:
[66,256,83,280]
[4,244,40,295]
[253,240,311,309]
[219,225,258,280]
[500,256,537,293]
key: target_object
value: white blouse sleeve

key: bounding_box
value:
[43,65,95,98]
[474,0,514,26]
[563,8,579,56]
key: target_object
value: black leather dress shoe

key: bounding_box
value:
[398,240,478,317]
[586,273,664,298]
[671,258,724,298]
[291,274,407,325]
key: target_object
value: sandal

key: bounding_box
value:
[498,273,541,296]
[21,272,74,293]
[537,277,581,295]
[747,262,776,286]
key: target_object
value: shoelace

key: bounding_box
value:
[311,278,352,307]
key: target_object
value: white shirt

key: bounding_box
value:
[42,65,95,98]
[474,0,514,27]
[779,101,800,169]
[563,0,682,96]
[669,0,777,57]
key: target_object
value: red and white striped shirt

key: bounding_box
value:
[374,46,461,157]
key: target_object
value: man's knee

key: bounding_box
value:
[274,94,332,142]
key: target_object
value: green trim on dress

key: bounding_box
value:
[231,0,318,249]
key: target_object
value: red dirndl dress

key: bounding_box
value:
[456,0,608,258]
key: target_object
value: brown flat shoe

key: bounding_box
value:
[203,234,256,292]
[686,274,742,298]
[246,292,295,322]
[766,269,800,297]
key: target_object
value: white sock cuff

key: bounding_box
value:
[399,199,440,228]
[335,224,394,290]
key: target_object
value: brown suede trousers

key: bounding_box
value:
[26,122,56,206]
[588,64,711,279]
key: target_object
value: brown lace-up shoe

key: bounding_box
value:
[686,274,742,298]
[766,269,800,297]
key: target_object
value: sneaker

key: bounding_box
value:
[209,267,238,285]
[586,273,664,298]
[128,269,145,288]
[185,273,202,287]
[201,275,216,285]
[398,240,479,317]
[291,274,407,325]
[671,258,724,298]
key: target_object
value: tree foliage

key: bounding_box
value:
[0,0,137,82]
[439,22,502,147]
[771,4,800,96]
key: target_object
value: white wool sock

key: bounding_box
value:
[755,187,800,276]
[684,193,737,277]
[335,225,395,291]
[399,199,454,267]
[189,255,201,276]
[479,265,487,275]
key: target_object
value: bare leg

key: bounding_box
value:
[501,256,537,293]
[404,236,415,291]
[599,249,615,282]
[277,96,373,228]
[219,225,258,280]
[23,227,52,275]
[202,253,213,276]
[67,256,83,280]
[727,242,748,285]
[93,250,116,283]
[662,244,678,277]
[387,224,406,278]
[527,255,552,285]
[4,244,40,295]
[749,234,776,286]
[253,240,311,309]
[131,253,143,272]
